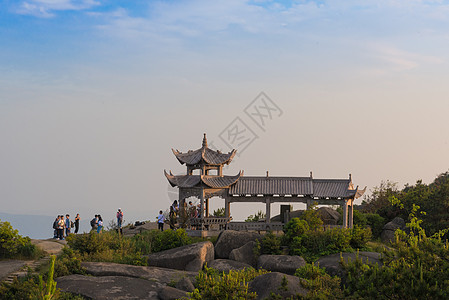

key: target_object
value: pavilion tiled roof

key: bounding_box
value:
[164,170,242,189]
[172,134,236,166]
[229,176,360,199]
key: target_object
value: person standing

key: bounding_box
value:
[53,216,59,239]
[157,210,165,231]
[74,214,80,234]
[58,215,65,240]
[117,208,123,234]
[90,215,98,231]
[97,215,103,233]
[65,214,71,236]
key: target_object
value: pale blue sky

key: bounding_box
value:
[1,1,449,228]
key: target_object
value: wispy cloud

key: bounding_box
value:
[16,0,99,18]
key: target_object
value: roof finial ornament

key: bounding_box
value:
[349,173,352,181]
[266,170,269,177]
[202,133,208,148]
[310,171,313,178]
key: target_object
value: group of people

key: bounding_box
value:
[53,214,80,240]
[53,208,124,238]
[166,200,203,230]
[89,208,124,234]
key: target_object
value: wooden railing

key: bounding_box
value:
[226,222,284,232]
[189,217,230,230]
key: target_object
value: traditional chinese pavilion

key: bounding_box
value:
[165,134,365,234]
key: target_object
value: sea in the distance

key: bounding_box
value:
[0,212,92,239]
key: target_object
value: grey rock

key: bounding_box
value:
[257,255,306,275]
[248,272,308,299]
[215,230,262,259]
[147,241,214,272]
[175,276,195,292]
[56,275,159,300]
[381,217,406,243]
[316,252,382,278]
[81,262,197,285]
[208,259,253,273]
[158,286,189,300]
[229,241,258,267]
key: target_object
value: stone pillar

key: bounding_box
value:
[266,198,271,223]
[205,198,209,217]
[348,200,354,228]
[225,197,230,219]
[342,200,348,228]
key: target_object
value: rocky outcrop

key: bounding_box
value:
[257,255,306,275]
[248,272,308,299]
[316,252,382,277]
[175,276,195,292]
[381,217,406,243]
[229,241,258,267]
[215,230,262,259]
[147,241,214,271]
[56,275,160,300]
[158,286,189,300]
[208,259,253,273]
[81,262,196,285]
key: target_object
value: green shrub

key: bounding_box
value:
[54,248,86,277]
[295,263,343,299]
[189,266,269,299]
[245,211,266,222]
[290,228,352,262]
[0,219,41,259]
[260,232,282,255]
[300,207,324,231]
[133,229,192,254]
[350,225,372,249]
[283,218,309,244]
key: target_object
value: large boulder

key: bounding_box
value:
[175,276,195,292]
[248,272,308,299]
[316,252,382,278]
[158,286,189,300]
[215,230,262,259]
[381,217,406,243]
[147,241,214,272]
[208,259,253,273]
[81,262,196,285]
[257,255,306,275]
[56,275,160,300]
[229,241,258,267]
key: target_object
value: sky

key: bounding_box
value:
[1,0,449,236]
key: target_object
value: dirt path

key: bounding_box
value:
[1,239,66,284]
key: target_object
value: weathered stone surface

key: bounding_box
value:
[56,275,160,299]
[381,217,406,243]
[208,259,253,273]
[175,276,195,292]
[229,241,258,267]
[248,272,308,299]
[257,255,306,275]
[0,260,26,281]
[158,286,189,300]
[316,252,382,277]
[122,222,158,237]
[81,262,196,285]
[147,241,214,271]
[215,230,262,259]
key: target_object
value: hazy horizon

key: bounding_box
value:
[1,1,449,230]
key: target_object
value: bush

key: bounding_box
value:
[54,248,86,277]
[0,219,41,259]
[365,213,385,239]
[283,218,309,244]
[133,229,192,254]
[350,225,372,249]
[260,232,282,255]
[295,263,343,299]
[189,266,269,299]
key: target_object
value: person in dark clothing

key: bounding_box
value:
[74,213,80,234]
[90,215,98,231]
